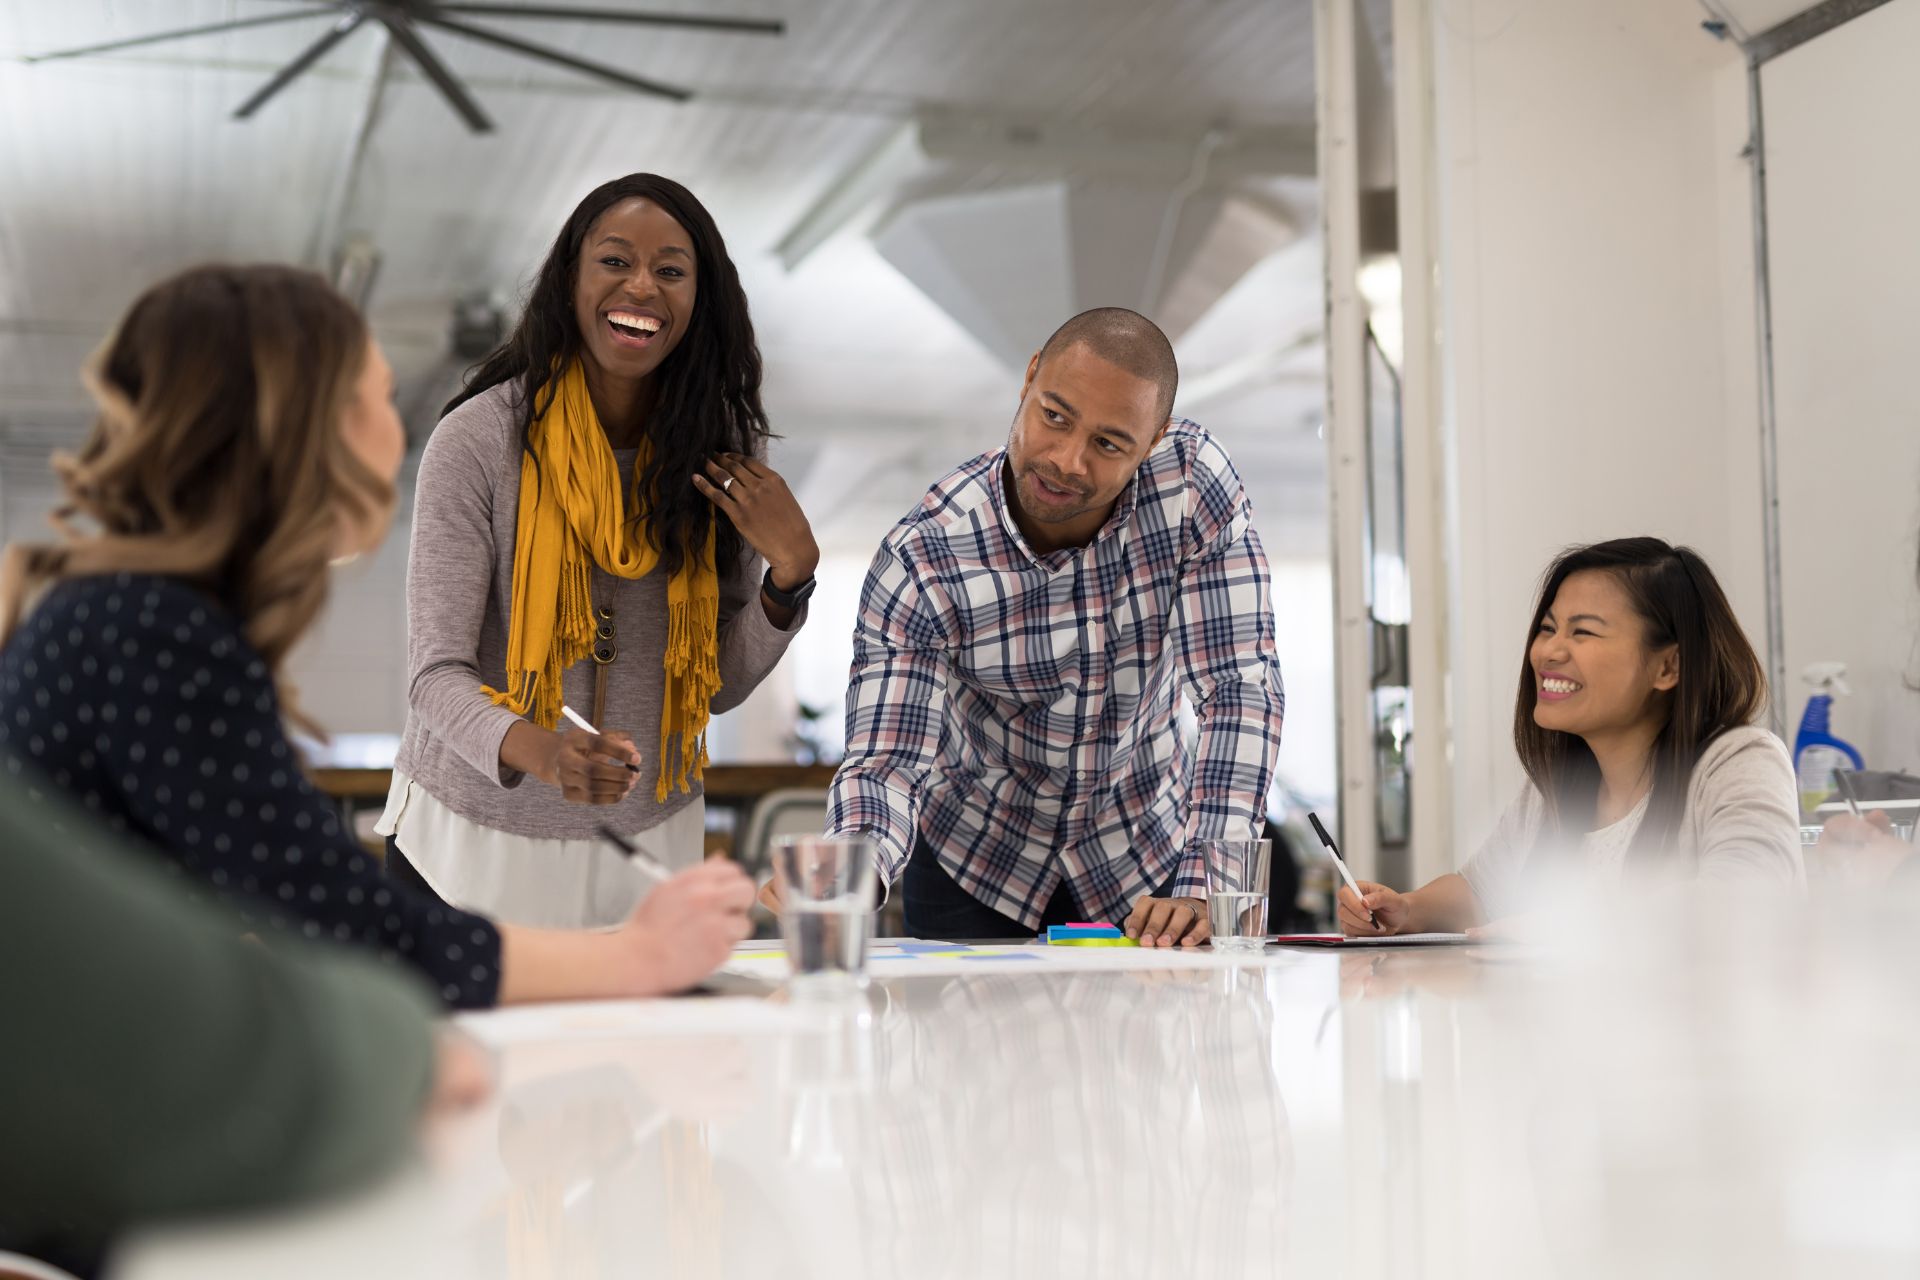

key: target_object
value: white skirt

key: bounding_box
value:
[375,770,705,930]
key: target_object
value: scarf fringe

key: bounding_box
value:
[656,587,723,801]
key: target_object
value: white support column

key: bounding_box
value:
[1392,0,1456,885]
[1314,0,1379,877]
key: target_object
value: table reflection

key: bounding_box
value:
[478,966,1302,1280]
[454,910,1920,1280]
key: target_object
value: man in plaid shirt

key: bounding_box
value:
[767,308,1284,945]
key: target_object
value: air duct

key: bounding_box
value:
[872,179,1298,369]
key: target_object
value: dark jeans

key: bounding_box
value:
[383,835,453,910]
[901,837,1077,939]
[900,838,1182,940]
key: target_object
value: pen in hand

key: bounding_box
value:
[560,703,641,775]
[1833,768,1866,820]
[1308,812,1377,929]
[596,825,675,884]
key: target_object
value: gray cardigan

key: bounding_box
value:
[394,382,805,840]
[1461,723,1806,918]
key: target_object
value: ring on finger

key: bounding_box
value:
[722,475,735,493]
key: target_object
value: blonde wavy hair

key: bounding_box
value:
[0,264,394,733]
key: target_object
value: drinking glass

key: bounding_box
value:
[772,835,879,991]
[1202,839,1272,952]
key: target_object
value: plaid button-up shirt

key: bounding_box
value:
[825,419,1285,927]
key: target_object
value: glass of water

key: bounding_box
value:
[1202,839,1272,952]
[772,835,879,992]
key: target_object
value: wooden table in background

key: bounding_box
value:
[311,763,840,857]
[312,763,838,801]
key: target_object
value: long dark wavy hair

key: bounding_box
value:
[1514,537,1768,854]
[447,174,769,573]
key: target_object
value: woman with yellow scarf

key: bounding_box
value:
[377,174,817,928]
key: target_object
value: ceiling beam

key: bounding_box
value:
[774,121,924,271]
[914,116,1316,183]
[1745,0,1897,63]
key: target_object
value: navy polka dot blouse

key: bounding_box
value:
[0,573,501,1008]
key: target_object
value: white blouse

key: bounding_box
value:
[376,771,704,930]
[1578,792,1651,882]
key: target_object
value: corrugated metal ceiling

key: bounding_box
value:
[0,1,1328,548]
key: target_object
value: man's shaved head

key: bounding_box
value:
[1035,307,1178,422]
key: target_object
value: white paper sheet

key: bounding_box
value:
[720,941,1311,980]
[1271,933,1475,947]
[455,995,807,1046]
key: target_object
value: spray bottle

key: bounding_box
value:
[1794,663,1865,816]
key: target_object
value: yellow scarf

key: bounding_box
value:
[483,361,721,801]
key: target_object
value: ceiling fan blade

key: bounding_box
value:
[431,4,783,35]
[24,8,342,64]
[374,14,497,132]
[232,12,368,118]
[416,12,691,101]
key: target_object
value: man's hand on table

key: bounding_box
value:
[1122,895,1212,947]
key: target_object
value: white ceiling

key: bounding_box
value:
[0,0,1330,556]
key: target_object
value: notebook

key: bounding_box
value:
[1270,933,1474,947]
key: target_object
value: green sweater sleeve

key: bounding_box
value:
[0,774,438,1232]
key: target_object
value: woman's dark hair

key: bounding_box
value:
[446,173,769,573]
[1514,537,1768,853]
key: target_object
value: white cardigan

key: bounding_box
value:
[1460,724,1805,918]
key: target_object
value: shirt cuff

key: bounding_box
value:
[823,817,899,906]
[1171,861,1210,899]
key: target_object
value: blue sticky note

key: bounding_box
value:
[1046,924,1123,943]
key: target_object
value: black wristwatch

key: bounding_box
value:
[762,567,817,609]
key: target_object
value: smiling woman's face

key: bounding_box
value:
[571,197,697,386]
[1529,569,1679,739]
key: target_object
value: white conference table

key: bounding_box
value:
[115,923,1920,1280]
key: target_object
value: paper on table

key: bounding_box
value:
[1272,933,1474,947]
[716,947,1057,981]
[456,996,807,1046]
[718,943,1311,980]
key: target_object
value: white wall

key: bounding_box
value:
[284,471,414,734]
[1429,0,1767,860]
[1762,0,1920,775]
[0,440,415,741]
[1269,558,1338,802]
